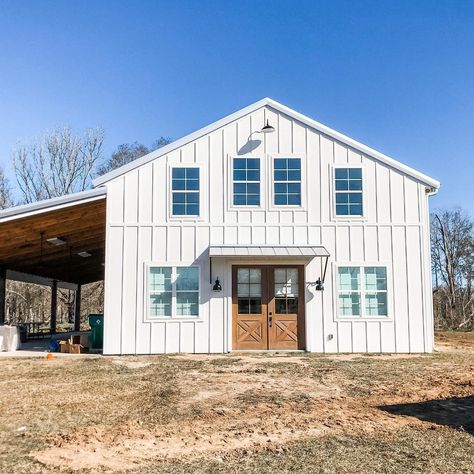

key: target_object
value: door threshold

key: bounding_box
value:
[230,350,306,353]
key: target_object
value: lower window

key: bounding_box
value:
[149,266,199,318]
[337,266,388,317]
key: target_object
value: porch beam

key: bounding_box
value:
[0,267,6,325]
[50,280,58,335]
[74,285,82,332]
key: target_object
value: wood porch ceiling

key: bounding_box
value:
[0,199,106,284]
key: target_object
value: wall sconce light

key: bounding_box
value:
[213,277,222,292]
[260,120,275,134]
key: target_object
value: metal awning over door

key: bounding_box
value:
[209,245,330,258]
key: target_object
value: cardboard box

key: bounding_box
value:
[59,340,69,353]
[68,343,84,354]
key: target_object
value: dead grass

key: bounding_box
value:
[0,332,472,473]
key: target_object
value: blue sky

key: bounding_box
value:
[0,0,472,210]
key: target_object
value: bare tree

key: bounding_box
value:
[431,208,474,330]
[12,127,104,203]
[0,167,12,209]
[97,137,171,176]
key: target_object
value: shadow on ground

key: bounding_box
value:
[380,396,474,435]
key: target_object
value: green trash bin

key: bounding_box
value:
[88,314,104,350]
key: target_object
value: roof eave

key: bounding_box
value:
[0,187,107,223]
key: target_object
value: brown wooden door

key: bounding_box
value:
[268,266,305,350]
[232,265,305,350]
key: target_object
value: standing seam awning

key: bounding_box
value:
[209,245,330,258]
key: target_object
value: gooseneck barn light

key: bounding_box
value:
[260,120,275,134]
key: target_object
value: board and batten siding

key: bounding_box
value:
[102,105,434,354]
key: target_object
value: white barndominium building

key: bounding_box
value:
[0,98,440,354]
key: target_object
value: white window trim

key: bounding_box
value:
[330,164,367,221]
[144,263,202,322]
[227,154,265,210]
[167,163,205,222]
[333,262,393,321]
[268,153,306,211]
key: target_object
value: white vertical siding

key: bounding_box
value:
[102,104,434,354]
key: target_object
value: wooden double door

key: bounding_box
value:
[232,265,305,350]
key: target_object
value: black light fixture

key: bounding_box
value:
[213,277,222,292]
[260,119,275,134]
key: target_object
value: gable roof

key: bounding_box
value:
[94,97,440,189]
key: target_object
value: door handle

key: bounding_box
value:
[268,312,273,327]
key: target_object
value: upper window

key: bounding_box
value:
[335,168,363,216]
[274,158,301,206]
[233,158,260,206]
[149,266,199,318]
[171,167,199,216]
[337,266,388,318]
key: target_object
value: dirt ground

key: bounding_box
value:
[0,332,473,473]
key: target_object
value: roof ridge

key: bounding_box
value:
[93,97,440,189]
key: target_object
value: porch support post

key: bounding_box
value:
[74,284,82,332]
[50,280,58,335]
[0,267,6,325]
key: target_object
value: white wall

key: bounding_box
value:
[102,104,434,354]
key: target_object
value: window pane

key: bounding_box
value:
[176,267,199,291]
[176,292,199,316]
[150,267,172,292]
[172,179,186,190]
[335,168,349,179]
[247,158,259,169]
[150,293,172,317]
[234,194,246,205]
[349,204,363,216]
[233,170,246,181]
[365,267,387,291]
[274,268,286,283]
[338,267,360,291]
[288,170,301,181]
[275,298,287,313]
[275,194,287,205]
[246,194,260,205]
[234,158,246,169]
[186,168,199,179]
[335,180,349,191]
[365,293,387,316]
[187,192,199,204]
[336,204,349,216]
[275,183,287,194]
[349,168,362,179]
[288,158,301,169]
[338,293,361,316]
[249,284,261,297]
[274,170,287,181]
[186,204,199,215]
[238,298,262,314]
[336,193,349,204]
[349,180,363,191]
[274,159,287,169]
[186,179,199,191]
[348,193,363,204]
[287,194,301,205]
[172,168,185,179]
[237,268,250,283]
[247,170,260,181]
[249,269,261,283]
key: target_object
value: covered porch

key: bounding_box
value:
[0,188,106,351]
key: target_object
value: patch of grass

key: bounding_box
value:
[137,427,474,474]
[209,357,242,366]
